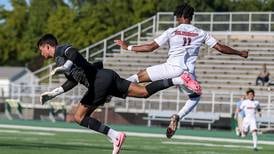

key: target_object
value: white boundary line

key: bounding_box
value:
[0,129,55,136]
[0,124,92,133]
[1,124,274,145]
[126,132,274,145]
[161,141,262,149]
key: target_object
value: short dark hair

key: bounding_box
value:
[37,34,58,48]
[173,3,194,20]
[246,88,255,95]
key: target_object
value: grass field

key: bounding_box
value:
[0,120,274,154]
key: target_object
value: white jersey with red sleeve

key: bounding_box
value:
[154,24,217,74]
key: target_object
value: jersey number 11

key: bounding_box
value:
[183,37,191,46]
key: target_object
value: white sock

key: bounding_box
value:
[252,131,257,149]
[127,74,139,83]
[107,128,119,143]
[172,76,184,85]
[177,96,200,118]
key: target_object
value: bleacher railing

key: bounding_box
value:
[157,12,274,32]
[5,83,274,119]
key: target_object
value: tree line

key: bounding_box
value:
[0,0,273,70]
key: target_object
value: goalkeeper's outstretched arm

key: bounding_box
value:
[40,79,78,105]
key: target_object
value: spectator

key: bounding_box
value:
[256,64,270,86]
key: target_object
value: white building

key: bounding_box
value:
[0,67,38,97]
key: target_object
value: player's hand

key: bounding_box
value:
[114,40,128,50]
[40,92,54,105]
[240,51,248,58]
[50,66,64,76]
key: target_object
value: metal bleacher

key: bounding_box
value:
[5,12,274,128]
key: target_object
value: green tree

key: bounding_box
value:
[263,0,274,11]
[22,0,64,61]
[0,0,28,65]
[232,0,263,11]
[1,0,273,68]
[45,5,78,46]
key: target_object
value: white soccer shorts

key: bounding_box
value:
[242,117,257,132]
[146,62,199,95]
[146,63,184,81]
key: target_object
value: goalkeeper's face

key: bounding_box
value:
[39,44,54,59]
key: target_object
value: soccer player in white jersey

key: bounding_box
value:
[115,3,248,138]
[240,88,261,151]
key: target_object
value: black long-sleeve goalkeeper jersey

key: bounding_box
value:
[54,44,102,92]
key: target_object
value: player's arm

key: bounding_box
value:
[213,43,248,58]
[40,77,78,105]
[257,103,262,117]
[64,47,100,71]
[50,60,102,76]
[114,40,159,52]
[61,76,78,92]
[114,28,170,52]
[51,60,73,76]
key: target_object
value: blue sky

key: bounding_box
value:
[0,0,12,10]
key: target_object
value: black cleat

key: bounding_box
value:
[166,114,179,138]
[253,148,258,151]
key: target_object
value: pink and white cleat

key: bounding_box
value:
[112,132,126,154]
[181,72,202,94]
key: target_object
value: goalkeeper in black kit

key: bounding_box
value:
[37,34,177,154]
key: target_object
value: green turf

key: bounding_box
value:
[0,120,274,154]
[1,119,274,141]
[0,129,273,154]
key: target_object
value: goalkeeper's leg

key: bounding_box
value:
[74,103,126,154]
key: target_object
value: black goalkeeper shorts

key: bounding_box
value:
[80,69,131,106]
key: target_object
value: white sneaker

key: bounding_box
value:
[112,132,126,154]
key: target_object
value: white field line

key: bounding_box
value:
[0,129,55,136]
[1,124,274,145]
[161,141,262,149]
[126,132,274,145]
[0,124,93,133]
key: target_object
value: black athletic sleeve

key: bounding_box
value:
[92,61,103,69]
[257,104,261,112]
[61,75,78,92]
[64,47,94,70]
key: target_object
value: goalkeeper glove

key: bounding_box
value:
[40,87,64,105]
